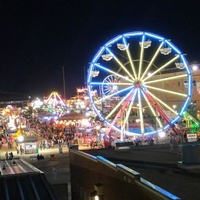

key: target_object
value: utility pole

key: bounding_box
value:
[83,66,86,87]
[62,66,66,99]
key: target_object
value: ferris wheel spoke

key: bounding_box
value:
[143,55,179,82]
[138,34,145,79]
[90,82,121,96]
[105,100,124,120]
[105,88,136,120]
[107,77,112,82]
[101,76,133,96]
[94,63,133,83]
[103,88,110,95]
[95,85,134,104]
[141,90,163,128]
[143,90,173,125]
[147,90,178,115]
[140,42,164,80]
[144,74,187,84]
[90,82,132,86]
[105,91,136,134]
[121,89,138,130]
[106,47,135,81]
[137,90,145,134]
[122,37,137,79]
[145,85,187,97]
[105,82,132,86]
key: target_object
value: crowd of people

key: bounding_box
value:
[0,111,191,159]
[0,116,103,158]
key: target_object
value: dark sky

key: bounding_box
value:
[0,0,199,100]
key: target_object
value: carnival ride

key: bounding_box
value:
[87,31,192,137]
[43,91,68,116]
[182,111,200,134]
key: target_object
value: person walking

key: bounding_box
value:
[5,152,8,160]
[9,152,14,159]
[20,145,23,155]
[37,154,40,161]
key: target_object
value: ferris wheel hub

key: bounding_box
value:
[134,80,142,87]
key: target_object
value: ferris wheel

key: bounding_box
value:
[101,74,123,96]
[87,31,192,136]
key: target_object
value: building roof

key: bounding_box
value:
[0,158,57,200]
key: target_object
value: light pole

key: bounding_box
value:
[62,66,66,99]
[83,66,87,87]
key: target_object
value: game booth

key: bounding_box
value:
[15,136,43,154]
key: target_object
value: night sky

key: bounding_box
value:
[0,0,199,100]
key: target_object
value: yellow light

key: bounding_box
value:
[144,74,187,84]
[141,42,164,80]
[143,55,179,82]
[110,52,135,81]
[145,85,187,97]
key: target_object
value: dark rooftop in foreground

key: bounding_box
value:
[0,158,57,200]
[80,142,200,200]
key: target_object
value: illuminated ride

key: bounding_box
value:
[87,31,192,137]
[101,75,122,96]
[44,91,66,107]
[43,91,68,116]
[182,111,200,134]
